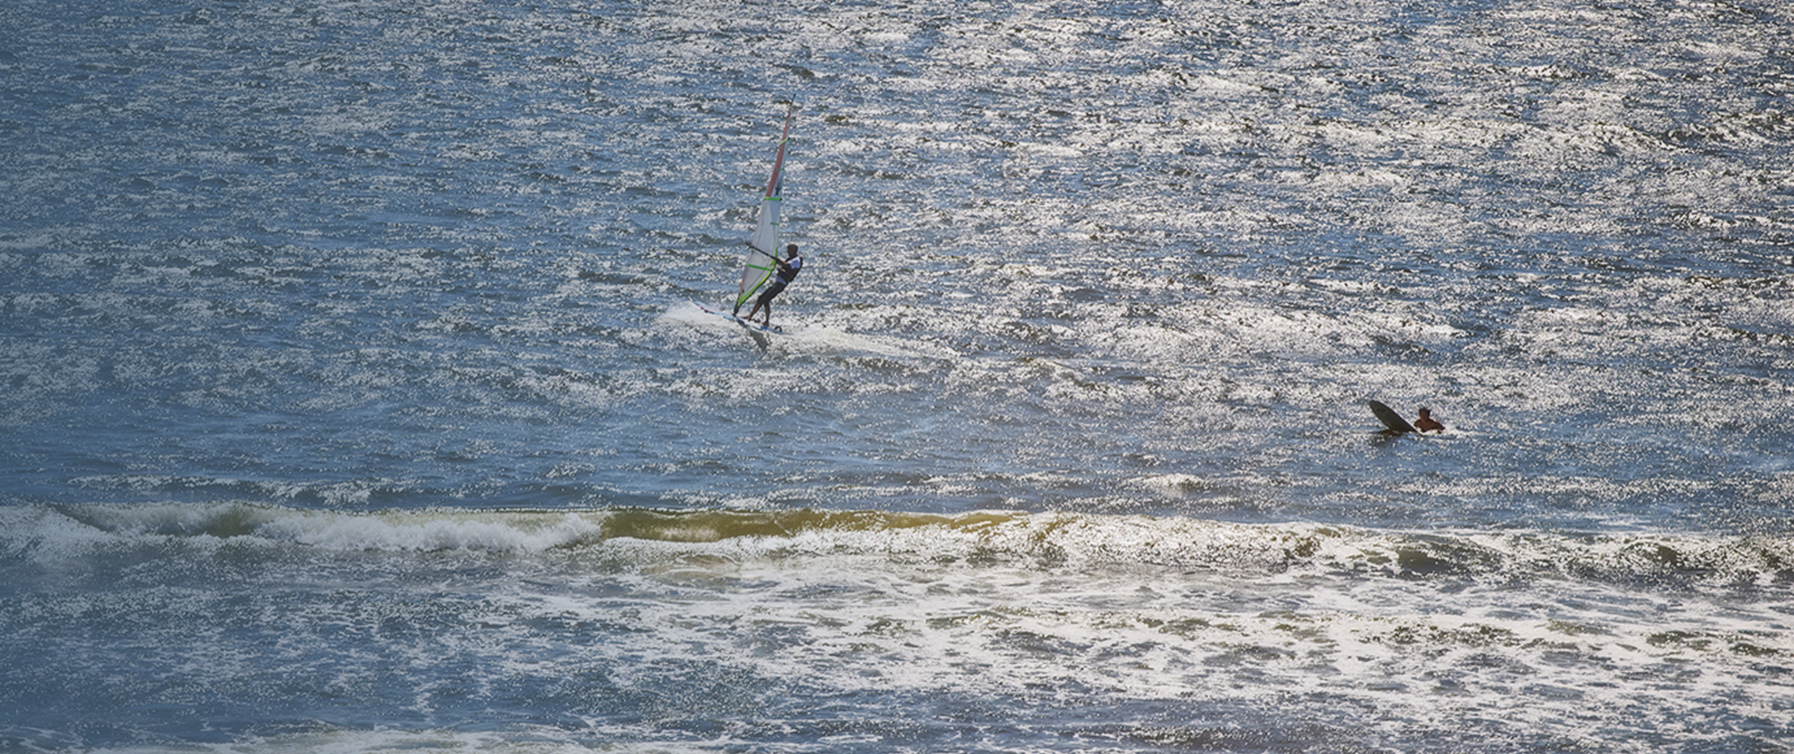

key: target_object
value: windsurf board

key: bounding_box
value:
[694,300,784,334]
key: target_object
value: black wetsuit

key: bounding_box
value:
[755,255,803,307]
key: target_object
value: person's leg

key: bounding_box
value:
[748,283,782,324]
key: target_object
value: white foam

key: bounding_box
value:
[257,509,605,552]
[7,503,1789,751]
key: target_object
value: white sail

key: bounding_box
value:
[734,107,794,313]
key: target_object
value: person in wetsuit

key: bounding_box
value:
[745,243,802,327]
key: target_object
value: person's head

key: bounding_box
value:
[786,243,799,259]
[1417,407,1432,417]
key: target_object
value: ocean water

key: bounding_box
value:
[2,0,1791,751]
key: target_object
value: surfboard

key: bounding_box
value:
[1367,399,1417,434]
[695,300,784,334]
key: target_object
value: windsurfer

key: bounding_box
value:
[744,244,802,326]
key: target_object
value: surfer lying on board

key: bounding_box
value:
[1414,407,1445,434]
[744,244,803,327]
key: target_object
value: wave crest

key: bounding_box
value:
[5,503,1788,589]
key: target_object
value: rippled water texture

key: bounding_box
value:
[2,0,1792,750]
[4,0,1792,527]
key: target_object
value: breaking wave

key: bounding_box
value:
[8,502,1788,590]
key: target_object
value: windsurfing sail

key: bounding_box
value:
[733,106,794,313]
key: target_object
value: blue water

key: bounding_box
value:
[3,0,1791,751]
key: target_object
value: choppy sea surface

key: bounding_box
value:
[3,0,1792,751]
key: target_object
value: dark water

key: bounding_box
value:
[3,0,1791,750]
